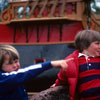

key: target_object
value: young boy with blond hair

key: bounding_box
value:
[0,44,72,100]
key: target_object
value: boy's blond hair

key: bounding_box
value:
[0,45,19,71]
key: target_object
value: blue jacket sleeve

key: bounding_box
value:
[0,62,52,87]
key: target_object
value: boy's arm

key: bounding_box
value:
[0,62,52,86]
[51,69,68,88]
[51,58,74,87]
[0,59,73,87]
[51,58,74,71]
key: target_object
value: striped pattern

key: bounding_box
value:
[0,62,52,100]
[78,56,100,100]
[2,64,42,76]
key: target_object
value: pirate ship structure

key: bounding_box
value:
[0,0,100,98]
[1,0,100,43]
[0,0,85,43]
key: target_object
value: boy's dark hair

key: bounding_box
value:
[0,45,19,71]
[75,30,100,52]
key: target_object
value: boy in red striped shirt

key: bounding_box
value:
[54,30,100,100]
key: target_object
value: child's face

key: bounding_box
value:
[82,41,100,57]
[2,54,20,73]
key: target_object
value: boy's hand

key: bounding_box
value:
[51,58,74,71]
[50,83,56,88]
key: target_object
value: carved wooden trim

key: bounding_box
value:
[60,0,66,17]
[90,11,100,31]
[38,0,48,18]
[48,0,58,17]
[1,0,84,24]
[29,0,39,17]
[1,5,13,23]
[21,0,32,18]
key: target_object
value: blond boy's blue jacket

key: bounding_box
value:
[0,62,52,100]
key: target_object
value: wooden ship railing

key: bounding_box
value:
[90,11,100,31]
[80,0,100,32]
[82,5,100,32]
[1,0,84,24]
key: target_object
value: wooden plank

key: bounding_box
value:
[36,25,39,42]
[91,11,100,25]
[76,2,82,19]
[10,16,82,23]
[29,0,39,17]
[59,24,63,41]
[48,0,58,17]
[25,24,29,43]
[60,0,66,17]
[21,0,32,18]
[13,24,16,43]
[38,0,48,18]
[47,24,50,42]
